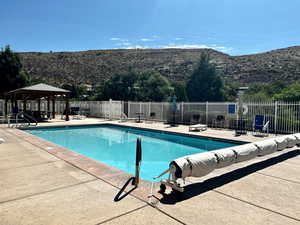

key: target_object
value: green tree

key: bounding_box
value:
[273,83,300,102]
[243,81,287,101]
[143,72,173,101]
[100,70,172,101]
[61,84,87,100]
[89,83,104,100]
[222,77,239,101]
[102,71,138,100]
[186,53,224,102]
[0,45,30,97]
[134,72,149,101]
[171,81,188,102]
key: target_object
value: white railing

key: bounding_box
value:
[1,99,300,134]
[126,101,300,134]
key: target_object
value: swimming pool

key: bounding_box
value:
[25,125,238,181]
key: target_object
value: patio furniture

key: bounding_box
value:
[189,124,207,132]
[190,114,201,125]
[212,115,225,128]
[234,118,248,136]
[135,112,144,123]
[71,107,87,120]
[145,112,156,124]
[253,115,269,136]
[150,112,155,120]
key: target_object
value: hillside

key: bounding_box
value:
[18,46,300,86]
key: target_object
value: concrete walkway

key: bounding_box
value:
[0,120,299,225]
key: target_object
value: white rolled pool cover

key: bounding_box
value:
[274,136,288,151]
[292,133,300,145]
[171,152,218,179]
[231,143,259,163]
[285,135,298,148]
[254,139,277,156]
[212,147,237,168]
[157,133,299,192]
[0,138,4,144]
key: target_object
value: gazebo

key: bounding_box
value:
[4,83,71,121]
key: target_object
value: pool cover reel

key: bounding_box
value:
[156,133,300,193]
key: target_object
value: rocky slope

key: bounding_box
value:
[18,46,300,86]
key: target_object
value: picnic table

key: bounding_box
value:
[135,112,144,123]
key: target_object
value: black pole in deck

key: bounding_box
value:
[134,138,142,187]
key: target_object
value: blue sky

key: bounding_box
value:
[1,0,299,55]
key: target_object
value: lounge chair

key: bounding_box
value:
[253,115,269,136]
[189,124,207,131]
[189,114,207,131]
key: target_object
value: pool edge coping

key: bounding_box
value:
[13,122,250,203]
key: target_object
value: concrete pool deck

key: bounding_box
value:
[0,118,299,224]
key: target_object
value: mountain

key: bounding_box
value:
[18,46,300,86]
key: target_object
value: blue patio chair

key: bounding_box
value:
[253,115,269,136]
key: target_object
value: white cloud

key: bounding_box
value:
[116,42,132,46]
[213,46,234,53]
[140,38,154,42]
[110,37,121,41]
[175,37,184,41]
[110,38,129,42]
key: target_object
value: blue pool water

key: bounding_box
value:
[26,125,237,181]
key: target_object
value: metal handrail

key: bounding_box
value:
[22,111,38,126]
[16,112,30,127]
[15,111,38,127]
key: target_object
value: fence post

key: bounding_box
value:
[274,101,278,135]
[181,102,184,124]
[120,101,123,119]
[148,102,151,117]
[206,101,208,124]
[109,99,112,120]
[128,101,131,118]
[161,103,164,121]
[139,102,142,114]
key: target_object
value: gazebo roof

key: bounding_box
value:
[5,83,70,99]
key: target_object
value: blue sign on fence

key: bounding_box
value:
[228,104,236,114]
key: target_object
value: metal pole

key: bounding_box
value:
[134,138,142,187]
[161,103,164,121]
[206,101,208,125]
[181,102,184,124]
[109,99,112,120]
[274,101,278,135]
[128,101,131,119]
[52,97,55,119]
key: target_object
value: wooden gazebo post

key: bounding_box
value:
[47,97,50,119]
[14,99,18,113]
[4,98,8,117]
[23,99,27,112]
[37,98,41,114]
[65,94,70,121]
[52,96,56,119]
